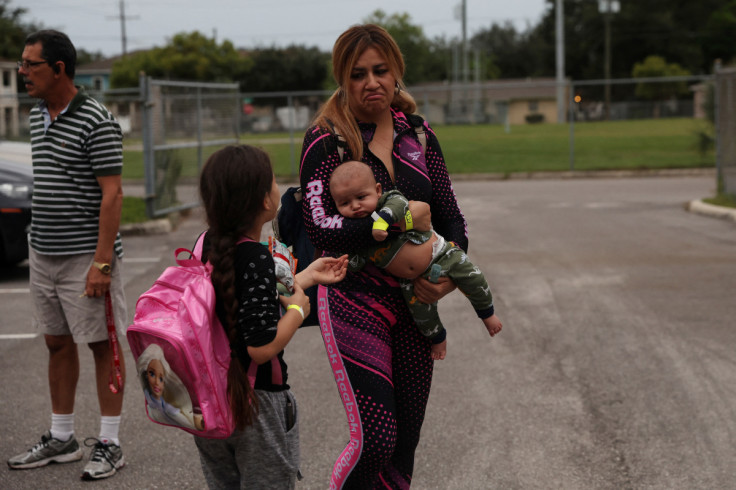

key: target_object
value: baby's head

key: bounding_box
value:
[330,161,382,219]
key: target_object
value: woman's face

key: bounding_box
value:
[146,359,165,400]
[346,47,396,122]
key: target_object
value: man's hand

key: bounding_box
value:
[84,266,111,298]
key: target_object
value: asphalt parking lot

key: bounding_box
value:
[1,173,735,489]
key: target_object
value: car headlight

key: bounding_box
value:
[0,183,32,200]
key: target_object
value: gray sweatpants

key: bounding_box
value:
[194,389,300,489]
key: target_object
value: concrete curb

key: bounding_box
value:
[119,218,172,236]
[686,199,736,222]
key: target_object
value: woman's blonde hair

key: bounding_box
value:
[313,24,417,159]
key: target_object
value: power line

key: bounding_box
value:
[107,0,139,56]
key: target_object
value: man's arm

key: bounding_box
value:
[85,174,123,297]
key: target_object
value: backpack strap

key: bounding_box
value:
[247,358,283,386]
[327,115,425,163]
[406,113,427,154]
[192,231,206,261]
[325,118,348,162]
[414,122,427,154]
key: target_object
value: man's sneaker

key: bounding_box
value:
[7,431,83,469]
[81,438,125,480]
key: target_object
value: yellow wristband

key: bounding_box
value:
[287,304,304,320]
[371,212,390,231]
[404,210,413,230]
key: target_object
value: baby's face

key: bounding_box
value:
[146,359,165,400]
[331,176,381,219]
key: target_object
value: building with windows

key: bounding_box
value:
[0,60,20,138]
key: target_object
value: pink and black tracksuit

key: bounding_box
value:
[300,109,468,489]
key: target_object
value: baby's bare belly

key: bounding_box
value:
[384,233,438,280]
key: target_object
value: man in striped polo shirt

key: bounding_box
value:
[8,30,127,481]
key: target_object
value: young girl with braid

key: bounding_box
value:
[300,25,502,488]
[193,145,347,489]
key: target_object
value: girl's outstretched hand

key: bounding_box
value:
[297,254,349,289]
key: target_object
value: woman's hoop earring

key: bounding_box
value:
[395,82,401,95]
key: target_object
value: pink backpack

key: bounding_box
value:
[127,233,296,438]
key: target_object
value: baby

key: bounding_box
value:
[329,160,502,360]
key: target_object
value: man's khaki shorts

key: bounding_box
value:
[29,249,128,344]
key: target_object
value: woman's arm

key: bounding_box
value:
[412,122,465,304]
[299,125,375,253]
[424,123,469,252]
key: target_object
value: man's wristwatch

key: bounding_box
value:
[93,261,112,275]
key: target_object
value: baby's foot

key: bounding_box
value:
[431,340,447,360]
[483,315,503,337]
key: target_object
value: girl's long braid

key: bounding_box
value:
[200,144,274,430]
[208,231,258,429]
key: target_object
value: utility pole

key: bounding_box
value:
[599,0,619,120]
[462,0,468,84]
[108,0,139,57]
[555,0,565,123]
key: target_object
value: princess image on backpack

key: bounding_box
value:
[136,344,205,431]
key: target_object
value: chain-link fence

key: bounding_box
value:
[715,67,736,196]
[3,74,731,217]
[139,77,240,217]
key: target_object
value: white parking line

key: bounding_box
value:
[0,334,37,340]
[0,288,30,294]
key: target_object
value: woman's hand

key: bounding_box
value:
[404,201,431,232]
[413,276,456,304]
[296,255,348,289]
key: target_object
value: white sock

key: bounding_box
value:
[99,415,121,446]
[50,413,75,441]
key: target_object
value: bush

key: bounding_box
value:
[525,113,545,124]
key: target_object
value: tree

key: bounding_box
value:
[471,22,540,79]
[364,10,450,84]
[240,45,328,92]
[110,31,251,88]
[632,55,691,100]
[0,0,42,60]
[702,1,736,67]
[528,0,731,80]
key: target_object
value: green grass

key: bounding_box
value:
[121,118,714,180]
[438,118,714,174]
[704,193,736,209]
[120,196,148,224]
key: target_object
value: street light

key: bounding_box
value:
[599,0,620,120]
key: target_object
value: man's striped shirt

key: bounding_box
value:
[29,90,124,257]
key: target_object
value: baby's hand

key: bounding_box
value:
[372,228,388,241]
[430,340,447,360]
[483,314,502,337]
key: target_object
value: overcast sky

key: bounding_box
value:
[20,0,549,58]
